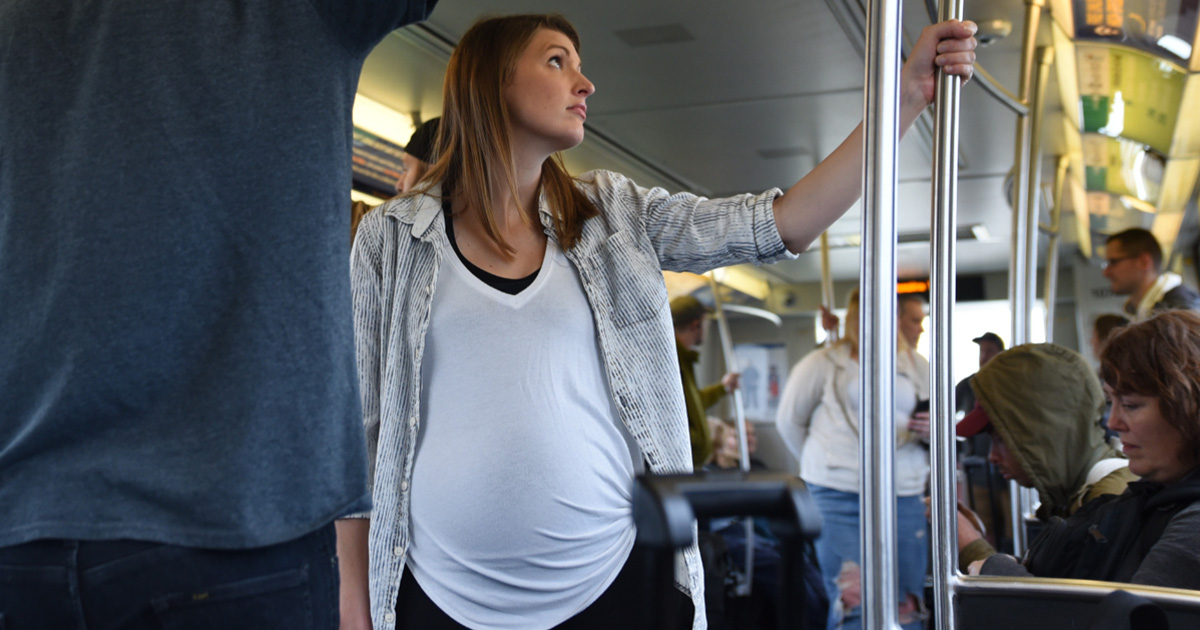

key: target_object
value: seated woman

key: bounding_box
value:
[706,418,767,471]
[971,310,1200,590]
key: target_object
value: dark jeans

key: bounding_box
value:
[0,522,338,630]
[396,545,694,630]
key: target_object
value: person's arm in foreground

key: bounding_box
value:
[338,519,372,630]
[339,211,389,629]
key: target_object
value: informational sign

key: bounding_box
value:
[1082,133,1164,202]
[1073,0,1198,64]
[352,127,407,196]
[732,344,789,421]
[1076,44,1186,156]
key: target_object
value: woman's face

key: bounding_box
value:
[1104,386,1191,483]
[505,28,595,157]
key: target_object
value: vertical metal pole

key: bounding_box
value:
[820,232,838,343]
[861,0,901,626]
[1043,156,1069,341]
[1008,0,1043,349]
[705,274,755,594]
[1024,46,1055,338]
[930,0,964,628]
[1043,233,1060,341]
[1016,45,1057,534]
[1008,0,1044,558]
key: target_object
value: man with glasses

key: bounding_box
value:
[1103,228,1200,321]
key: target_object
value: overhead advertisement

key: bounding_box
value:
[1082,133,1164,202]
[1076,43,1186,156]
[1072,0,1198,64]
[352,127,406,198]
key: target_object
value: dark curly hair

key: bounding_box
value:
[1100,310,1200,468]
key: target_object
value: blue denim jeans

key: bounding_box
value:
[0,522,338,630]
[808,485,927,630]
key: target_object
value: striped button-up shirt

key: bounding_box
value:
[350,169,795,630]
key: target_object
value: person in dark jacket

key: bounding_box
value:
[673,295,740,468]
[1103,228,1200,321]
[971,312,1200,591]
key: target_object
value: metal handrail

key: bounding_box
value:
[921,0,1030,116]
[1023,46,1056,330]
[819,232,838,343]
[860,0,902,626]
[705,273,756,594]
[1009,0,1045,353]
[929,0,965,627]
[1007,0,1047,559]
[1043,156,1069,339]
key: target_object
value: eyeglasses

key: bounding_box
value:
[1101,255,1137,270]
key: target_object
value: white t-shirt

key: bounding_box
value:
[407,237,639,630]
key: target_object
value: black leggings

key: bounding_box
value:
[395,546,694,629]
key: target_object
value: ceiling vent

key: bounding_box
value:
[614,24,695,47]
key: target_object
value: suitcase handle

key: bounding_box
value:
[634,471,822,549]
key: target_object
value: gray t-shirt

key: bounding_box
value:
[0,0,435,549]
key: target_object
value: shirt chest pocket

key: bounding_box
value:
[596,231,668,328]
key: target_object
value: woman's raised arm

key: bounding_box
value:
[771,19,978,253]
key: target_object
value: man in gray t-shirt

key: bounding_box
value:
[0,1,435,625]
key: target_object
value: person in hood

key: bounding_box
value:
[969,312,1200,590]
[953,343,1137,570]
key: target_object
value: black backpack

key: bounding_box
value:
[1023,476,1200,582]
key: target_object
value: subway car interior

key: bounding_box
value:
[15,0,1200,628]
[346,0,1200,628]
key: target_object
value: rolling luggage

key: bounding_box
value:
[632,471,825,630]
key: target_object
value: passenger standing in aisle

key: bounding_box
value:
[775,290,931,630]
[954,331,1004,416]
[672,295,742,468]
[0,2,436,628]
[347,12,975,630]
[1103,228,1200,321]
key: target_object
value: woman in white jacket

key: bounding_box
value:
[775,290,930,630]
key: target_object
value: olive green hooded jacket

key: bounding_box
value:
[960,343,1137,569]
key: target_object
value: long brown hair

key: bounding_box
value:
[415,14,599,254]
[1100,310,1200,468]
